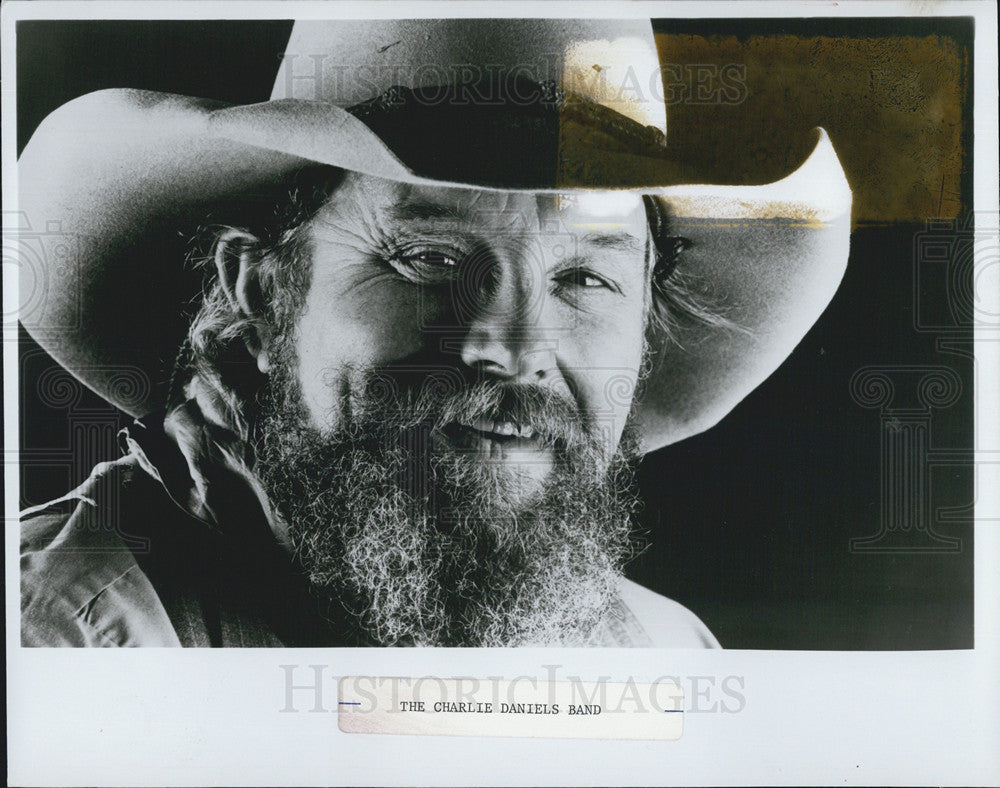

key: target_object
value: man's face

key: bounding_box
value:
[253,171,652,646]
[291,172,650,492]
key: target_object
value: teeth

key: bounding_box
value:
[460,417,535,439]
[470,417,493,433]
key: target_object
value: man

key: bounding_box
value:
[18,19,851,647]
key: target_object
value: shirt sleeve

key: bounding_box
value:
[20,460,182,648]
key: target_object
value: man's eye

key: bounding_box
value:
[555,269,616,291]
[577,272,608,288]
[392,249,461,283]
[405,251,459,269]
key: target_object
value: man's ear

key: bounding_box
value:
[214,228,274,374]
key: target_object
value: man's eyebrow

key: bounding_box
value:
[581,231,643,252]
[388,202,470,223]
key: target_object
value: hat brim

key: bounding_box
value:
[17,89,851,450]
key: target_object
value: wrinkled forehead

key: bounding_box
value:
[319,171,650,244]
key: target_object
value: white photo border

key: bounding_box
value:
[4,1,998,785]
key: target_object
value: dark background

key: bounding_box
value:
[16,18,975,649]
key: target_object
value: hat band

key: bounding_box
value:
[347,76,669,188]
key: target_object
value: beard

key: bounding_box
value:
[253,357,642,647]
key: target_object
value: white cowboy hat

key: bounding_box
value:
[17,18,851,452]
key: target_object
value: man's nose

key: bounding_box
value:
[456,249,554,382]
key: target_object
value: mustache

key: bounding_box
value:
[353,368,589,448]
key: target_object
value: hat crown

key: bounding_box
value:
[271,19,666,136]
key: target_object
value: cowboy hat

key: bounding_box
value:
[17,18,851,452]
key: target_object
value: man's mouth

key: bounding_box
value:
[431,416,555,490]
[456,417,536,441]
[433,415,551,458]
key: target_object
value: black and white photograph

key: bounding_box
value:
[5,1,998,784]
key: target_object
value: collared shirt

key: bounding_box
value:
[21,410,721,648]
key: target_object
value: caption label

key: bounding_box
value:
[338,676,684,740]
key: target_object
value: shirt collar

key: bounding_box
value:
[122,398,287,551]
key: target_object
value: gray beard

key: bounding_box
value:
[253,362,641,647]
